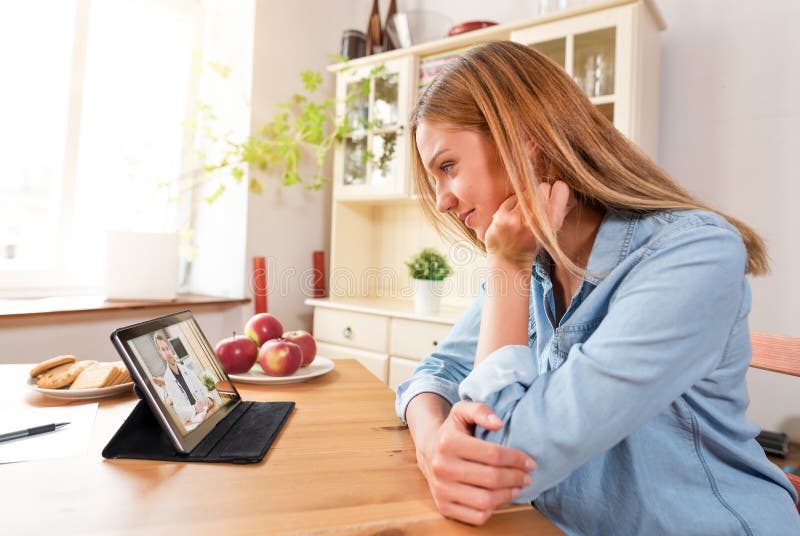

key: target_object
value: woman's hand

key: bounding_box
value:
[484,180,574,269]
[416,401,536,526]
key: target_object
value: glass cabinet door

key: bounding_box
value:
[368,130,398,186]
[511,6,631,132]
[573,27,616,98]
[343,135,367,186]
[373,71,399,128]
[530,37,566,69]
[345,80,369,132]
[335,57,413,199]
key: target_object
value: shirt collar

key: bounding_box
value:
[583,208,639,285]
[532,208,639,287]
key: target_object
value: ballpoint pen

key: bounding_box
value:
[0,422,70,443]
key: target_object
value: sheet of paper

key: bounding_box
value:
[0,403,98,464]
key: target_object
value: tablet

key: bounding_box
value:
[111,310,242,453]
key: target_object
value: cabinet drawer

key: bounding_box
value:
[317,342,388,384]
[388,356,421,392]
[313,308,389,352]
[389,318,454,360]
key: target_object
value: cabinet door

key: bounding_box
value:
[312,307,389,353]
[333,56,415,200]
[388,356,421,392]
[317,342,389,383]
[390,318,453,360]
[511,4,634,135]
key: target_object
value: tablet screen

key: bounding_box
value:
[111,311,241,452]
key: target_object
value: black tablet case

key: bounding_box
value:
[102,396,294,464]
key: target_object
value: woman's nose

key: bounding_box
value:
[435,182,458,213]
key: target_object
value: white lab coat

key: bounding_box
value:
[163,362,210,424]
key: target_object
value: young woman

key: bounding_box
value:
[395,41,799,534]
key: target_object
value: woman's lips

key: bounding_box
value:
[464,209,476,228]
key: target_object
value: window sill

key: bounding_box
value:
[0,293,250,319]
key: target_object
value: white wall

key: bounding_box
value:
[240,2,369,332]
[656,0,800,438]
[382,0,537,25]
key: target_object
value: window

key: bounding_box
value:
[0,1,78,289]
[0,0,205,297]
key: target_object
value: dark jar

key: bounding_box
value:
[340,29,366,60]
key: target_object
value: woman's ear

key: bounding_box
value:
[526,140,539,160]
[527,141,548,183]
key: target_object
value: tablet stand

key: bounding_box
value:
[102,385,294,464]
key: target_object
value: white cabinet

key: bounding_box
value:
[389,318,452,359]
[308,299,458,392]
[312,307,388,352]
[316,341,388,383]
[388,356,421,392]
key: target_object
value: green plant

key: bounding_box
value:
[406,248,452,281]
[168,59,391,262]
[201,373,216,392]
[178,60,388,204]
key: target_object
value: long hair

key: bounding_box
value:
[409,41,768,275]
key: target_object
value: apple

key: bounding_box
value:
[245,313,284,347]
[214,332,258,374]
[282,330,317,367]
[258,339,302,376]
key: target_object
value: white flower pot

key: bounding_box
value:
[412,278,445,315]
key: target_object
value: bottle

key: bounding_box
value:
[382,0,398,52]
[365,0,383,55]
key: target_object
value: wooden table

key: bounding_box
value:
[1,360,562,535]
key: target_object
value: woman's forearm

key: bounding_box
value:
[405,392,451,448]
[475,255,532,367]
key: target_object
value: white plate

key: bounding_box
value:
[228,356,335,385]
[27,378,134,400]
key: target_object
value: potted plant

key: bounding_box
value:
[201,373,217,392]
[405,248,452,315]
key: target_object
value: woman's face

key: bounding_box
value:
[415,121,511,241]
[156,339,176,365]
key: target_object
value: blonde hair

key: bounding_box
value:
[410,41,768,275]
[154,334,172,357]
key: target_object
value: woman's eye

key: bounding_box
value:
[439,162,454,176]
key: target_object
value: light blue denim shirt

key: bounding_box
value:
[396,209,799,535]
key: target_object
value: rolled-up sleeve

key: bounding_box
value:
[395,288,484,423]
[459,223,748,501]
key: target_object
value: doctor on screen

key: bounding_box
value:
[153,333,212,424]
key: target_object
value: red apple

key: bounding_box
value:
[214,332,258,374]
[245,313,284,347]
[282,330,317,367]
[258,339,302,376]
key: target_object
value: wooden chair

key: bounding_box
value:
[750,331,800,512]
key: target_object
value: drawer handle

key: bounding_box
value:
[343,326,353,339]
[432,340,438,347]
